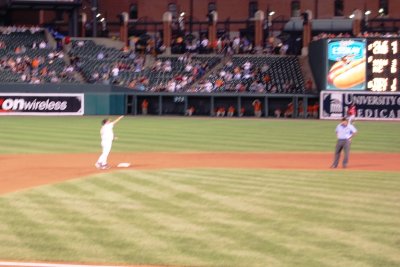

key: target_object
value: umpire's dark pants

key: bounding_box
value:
[332,139,351,168]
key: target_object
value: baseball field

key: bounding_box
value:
[0,116,399,267]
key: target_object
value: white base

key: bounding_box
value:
[117,163,131,168]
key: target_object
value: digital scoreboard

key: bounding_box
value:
[326,37,400,92]
[366,38,399,92]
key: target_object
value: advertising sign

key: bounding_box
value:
[321,91,400,120]
[326,39,366,90]
[0,93,84,115]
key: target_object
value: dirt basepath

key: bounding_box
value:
[0,152,399,195]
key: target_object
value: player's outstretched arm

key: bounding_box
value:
[112,115,124,124]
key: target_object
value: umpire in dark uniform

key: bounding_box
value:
[331,117,357,169]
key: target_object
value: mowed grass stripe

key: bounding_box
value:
[1,169,400,266]
[95,172,326,266]
[38,174,263,266]
[146,169,400,223]
[0,199,78,260]
[1,194,116,261]
[165,169,400,202]
[1,117,400,153]
[6,190,162,264]
[131,170,399,228]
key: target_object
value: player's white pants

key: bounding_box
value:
[97,140,112,165]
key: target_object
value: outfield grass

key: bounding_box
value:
[0,117,399,267]
[0,116,399,153]
[0,169,399,267]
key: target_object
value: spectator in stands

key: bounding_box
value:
[214,78,224,91]
[38,40,47,49]
[30,76,41,84]
[100,73,110,84]
[111,65,120,77]
[50,74,61,83]
[163,60,172,72]
[89,72,100,83]
[167,80,177,92]
[279,43,289,55]
[97,51,105,60]
[305,78,313,92]
[249,81,259,92]
[31,57,40,69]
[243,60,252,71]
[199,36,209,54]
[204,80,213,92]
[233,67,242,80]
[184,62,193,73]
[236,82,246,92]
[232,36,240,54]
[269,83,278,93]
[261,63,269,73]
[282,80,294,93]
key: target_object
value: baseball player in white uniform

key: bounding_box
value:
[95,115,124,169]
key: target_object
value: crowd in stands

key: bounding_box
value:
[68,39,145,86]
[67,39,221,91]
[168,34,290,56]
[0,26,79,83]
[192,55,304,93]
[0,26,310,94]
[145,54,219,92]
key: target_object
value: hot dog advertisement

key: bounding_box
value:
[327,39,366,90]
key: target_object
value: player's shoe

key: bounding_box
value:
[95,162,102,169]
[101,164,110,170]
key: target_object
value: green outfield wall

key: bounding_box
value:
[0,84,319,117]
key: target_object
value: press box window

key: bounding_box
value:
[130,4,138,19]
[249,1,258,18]
[208,2,216,13]
[334,0,344,17]
[379,0,388,16]
[291,1,300,17]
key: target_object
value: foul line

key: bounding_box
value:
[0,262,129,267]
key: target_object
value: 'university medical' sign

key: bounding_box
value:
[320,91,400,120]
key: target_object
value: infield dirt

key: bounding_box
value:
[1,152,399,195]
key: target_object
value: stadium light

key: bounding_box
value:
[365,10,371,15]
[269,11,275,16]
[96,13,101,18]
[378,8,384,14]
[100,18,105,22]
[349,14,355,19]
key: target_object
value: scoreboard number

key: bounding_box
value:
[366,38,399,92]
